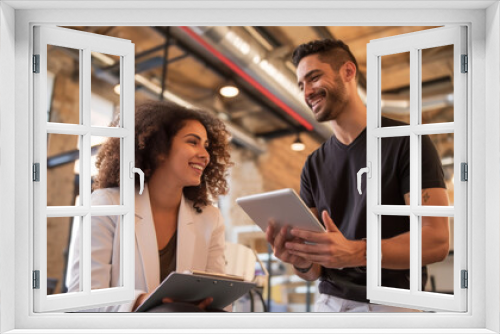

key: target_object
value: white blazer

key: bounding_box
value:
[67,184,226,312]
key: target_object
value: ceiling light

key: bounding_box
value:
[291,135,305,151]
[220,85,239,98]
[113,84,120,95]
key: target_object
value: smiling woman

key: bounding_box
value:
[93,101,232,212]
[67,100,233,312]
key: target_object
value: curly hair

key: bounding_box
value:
[93,100,232,212]
[292,39,359,78]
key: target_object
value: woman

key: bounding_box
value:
[67,100,232,312]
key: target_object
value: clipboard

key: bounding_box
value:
[134,271,256,312]
[236,188,326,238]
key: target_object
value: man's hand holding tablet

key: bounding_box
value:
[266,222,317,275]
[237,189,367,276]
[236,189,325,277]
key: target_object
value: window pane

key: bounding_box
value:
[91,52,120,127]
[47,134,80,206]
[91,215,123,290]
[421,216,454,295]
[91,136,121,204]
[47,45,80,124]
[47,216,81,295]
[421,45,454,124]
[381,52,410,126]
[381,136,410,205]
[421,133,453,206]
[380,215,410,290]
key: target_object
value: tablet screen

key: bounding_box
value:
[236,188,325,238]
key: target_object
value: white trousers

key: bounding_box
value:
[314,293,421,313]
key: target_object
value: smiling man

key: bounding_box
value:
[266,39,450,312]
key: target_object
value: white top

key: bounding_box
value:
[67,184,226,312]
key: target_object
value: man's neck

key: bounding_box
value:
[330,97,367,145]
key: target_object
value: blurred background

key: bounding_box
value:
[45,26,455,312]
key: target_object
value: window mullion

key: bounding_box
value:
[44,123,130,137]
[81,213,91,294]
[409,47,420,294]
[81,47,92,294]
[121,51,135,291]
[373,205,454,216]
[82,47,91,208]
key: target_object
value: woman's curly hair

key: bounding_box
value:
[93,100,232,212]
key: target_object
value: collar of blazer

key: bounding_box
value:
[134,184,195,225]
[133,183,197,291]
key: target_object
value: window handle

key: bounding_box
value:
[357,162,371,195]
[129,162,145,195]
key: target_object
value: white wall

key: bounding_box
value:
[0,2,16,333]
[485,2,500,333]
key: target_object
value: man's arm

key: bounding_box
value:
[381,188,450,269]
[284,189,449,270]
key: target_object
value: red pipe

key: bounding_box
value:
[179,26,313,131]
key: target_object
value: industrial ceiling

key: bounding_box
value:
[58,26,453,160]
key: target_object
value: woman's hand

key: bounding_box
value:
[133,292,151,311]
[162,297,214,310]
[133,293,214,311]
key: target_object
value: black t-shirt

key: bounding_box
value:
[300,117,446,302]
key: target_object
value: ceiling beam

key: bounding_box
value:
[252,27,282,48]
[312,26,335,40]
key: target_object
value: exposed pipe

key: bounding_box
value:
[180,26,316,132]
[159,27,171,100]
[61,30,455,134]
[153,26,301,138]
[134,74,267,154]
[185,26,453,135]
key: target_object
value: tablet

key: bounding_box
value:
[134,271,256,312]
[236,188,326,238]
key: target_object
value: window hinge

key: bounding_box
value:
[461,270,468,289]
[33,54,40,73]
[33,163,40,182]
[33,270,40,289]
[461,162,468,181]
[461,54,468,73]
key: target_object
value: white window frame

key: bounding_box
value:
[1,1,498,333]
[33,25,136,312]
[366,26,467,312]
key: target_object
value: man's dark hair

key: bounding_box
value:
[292,39,359,78]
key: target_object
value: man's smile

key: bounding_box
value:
[308,91,327,112]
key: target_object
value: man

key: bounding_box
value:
[267,39,450,312]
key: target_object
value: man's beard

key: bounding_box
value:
[314,77,347,123]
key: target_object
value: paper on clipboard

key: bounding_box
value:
[134,271,256,312]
